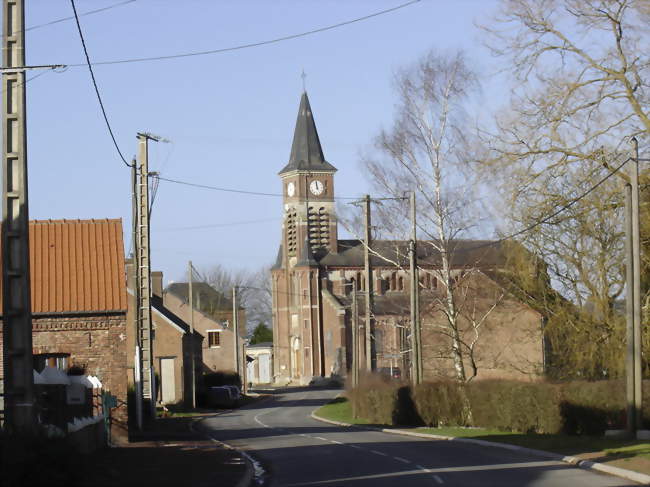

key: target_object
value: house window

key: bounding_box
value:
[208,331,221,348]
[34,353,70,373]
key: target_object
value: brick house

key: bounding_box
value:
[164,283,246,376]
[0,219,129,436]
[271,93,546,385]
[126,268,203,407]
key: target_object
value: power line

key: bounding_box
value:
[441,157,632,255]
[21,0,136,35]
[155,174,360,200]
[69,0,132,168]
[66,0,422,67]
[156,217,280,232]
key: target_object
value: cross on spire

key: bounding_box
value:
[301,69,307,93]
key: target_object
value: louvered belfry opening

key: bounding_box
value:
[308,206,329,253]
[286,208,297,256]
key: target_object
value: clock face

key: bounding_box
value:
[287,182,295,197]
[309,180,324,196]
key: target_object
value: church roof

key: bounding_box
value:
[278,92,337,175]
[166,282,237,318]
[319,239,510,269]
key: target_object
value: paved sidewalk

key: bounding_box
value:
[81,415,251,487]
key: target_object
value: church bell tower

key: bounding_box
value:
[279,92,338,266]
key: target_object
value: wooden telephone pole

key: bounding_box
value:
[1,0,34,432]
[232,286,241,381]
[626,139,643,434]
[409,191,422,385]
[363,195,373,371]
[188,261,196,409]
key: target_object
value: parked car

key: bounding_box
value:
[206,386,237,408]
[224,385,241,401]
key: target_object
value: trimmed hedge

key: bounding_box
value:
[349,378,650,435]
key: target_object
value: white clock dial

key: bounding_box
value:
[309,180,324,196]
[287,182,295,197]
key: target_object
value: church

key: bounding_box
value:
[270,92,547,385]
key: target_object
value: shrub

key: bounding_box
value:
[468,380,561,434]
[349,378,649,435]
[413,381,466,427]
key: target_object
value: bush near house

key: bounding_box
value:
[349,378,650,435]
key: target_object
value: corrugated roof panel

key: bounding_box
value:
[0,219,127,314]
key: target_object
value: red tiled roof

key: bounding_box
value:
[2,219,127,313]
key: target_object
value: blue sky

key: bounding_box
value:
[23,0,503,283]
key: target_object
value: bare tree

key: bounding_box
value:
[196,264,273,334]
[362,50,507,384]
[481,0,649,170]
[477,0,650,376]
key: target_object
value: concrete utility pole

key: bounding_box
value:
[363,195,373,371]
[626,139,643,434]
[131,162,144,429]
[135,133,157,421]
[409,191,422,385]
[188,261,196,409]
[232,286,241,380]
[1,0,34,432]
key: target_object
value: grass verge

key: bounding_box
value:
[314,397,650,476]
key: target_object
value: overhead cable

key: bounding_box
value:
[448,156,632,254]
[66,0,422,67]
[23,1,136,35]
[69,0,132,167]
[155,175,358,200]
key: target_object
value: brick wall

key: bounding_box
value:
[31,313,128,434]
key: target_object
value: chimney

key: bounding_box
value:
[151,271,163,298]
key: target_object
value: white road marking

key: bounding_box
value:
[349,445,362,449]
[314,436,328,441]
[433,474,444,484]
[371,450,388,457]
[330,440,343,445]
[394,456,411,464]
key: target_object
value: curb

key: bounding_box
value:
[189,416,255,487]
[310,412,650,485]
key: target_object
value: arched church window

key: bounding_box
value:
[398,276,404,291]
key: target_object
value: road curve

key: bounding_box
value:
[198,387,638,487]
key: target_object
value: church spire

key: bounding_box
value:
[278,92,337,175]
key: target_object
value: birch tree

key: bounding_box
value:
[362,50,505,383]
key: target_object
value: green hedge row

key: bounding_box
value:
[349,378,650,435]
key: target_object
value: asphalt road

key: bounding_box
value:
[198,387,639,487]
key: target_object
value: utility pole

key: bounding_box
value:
[409,191,422,385]
[232,286,241,380]
[188,261,196,409]
[351,288,359,417]
[135,132,157,421]
[363,194,373,371]
[1,0,34,432]
[625,139,643,434]
[131,161,143,429]
[351,288,359,389]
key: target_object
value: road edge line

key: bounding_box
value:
[310,411,650,485]
[189,416,256,487]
